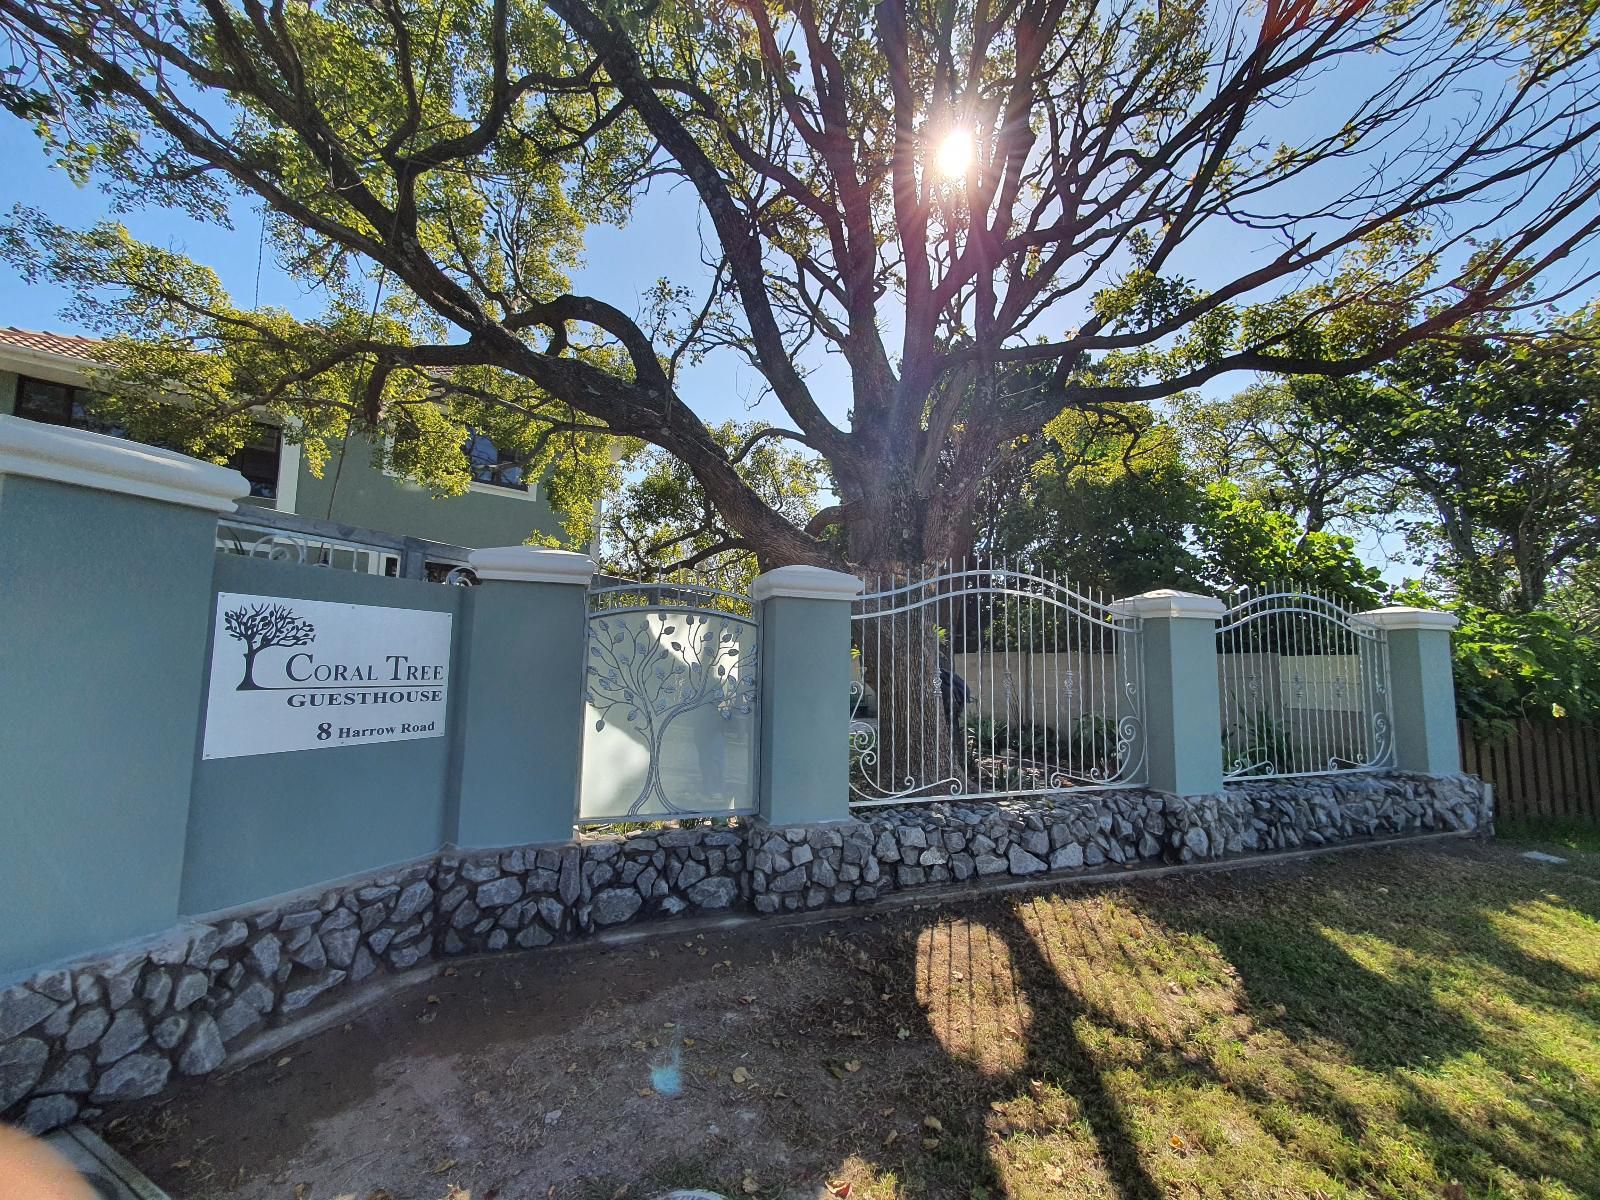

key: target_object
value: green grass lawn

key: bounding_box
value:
[813,842,1600,1199]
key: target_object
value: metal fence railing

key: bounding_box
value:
[848,562,1146,807]
[1217,585,1394,780]
[216,507,476,582]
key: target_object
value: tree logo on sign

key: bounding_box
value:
[224,603,316,690]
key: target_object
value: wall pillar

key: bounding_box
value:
[0,416,247,975]
[1358,606,1462,773]
[753,565,863,826]
[1111,589,1226,797]
[453,546,594,847]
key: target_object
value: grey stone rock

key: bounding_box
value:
[1049,843,1084,871]
[487,930,509,951]
[0,988,58,1040]
[73,977,102,1007]
[282,969,348,1013]
[450,901,481,930]
[179,1014,226,1075]
[187,927,222,967]
[677,860,707,888]
[974,853,1009,876]
[0,1038,49,1109]
[812,858,838,888]
[168,970,206,1013]
[899,825,928,850]
[289,934,327,972]
[771,866,808,893]
[22,1094,79,1134]
[248,936,281,979]
[1008,846,1047,875]
[1138,833,1162,858]
[153,1014,189,1052]
[659,895,688,916]
[686,876,738,910]
[29,970,73,1003]
[1022,830,1050,857]
[218,920,250,948]
[790,843,814,866]
[898,865,926,886]
[392,881,433,923]
[215,999,260,1045]
[96,1009,149,1064]
[592,888,643,925]
[439,884,470,912]
[278,908,321,931]
[443,930,466,956]
[461,861,502,883]
[359,903,389,935]
[351,946,380,983]
[38,1054,92,1095]
[323,926,361,970]
[1183,826,1210,858]
[515,925,554,949]
[951,854,975,882]
[368,927,396,955]
[919,847,949,866]
[524,868,559,892]
[537,897,565,931]
[357,884,399,904]
[559,846,582,905]
[64,1007,110,1052]
[1084,843,1106,866]
[92,1053,170,1102]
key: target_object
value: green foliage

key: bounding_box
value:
[599,422,825,581]
[1315,305,1600,612]
[1394,585,1600,733]
[1193,482,1386,609]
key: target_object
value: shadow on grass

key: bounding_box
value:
[796,844,1600,1199]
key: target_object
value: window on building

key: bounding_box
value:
[14,375,119,434]
[12,373,282,500]
[462,431,531,492]
[232,424,282,499]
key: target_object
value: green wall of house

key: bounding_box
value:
[294,433,567,550]
[0,371,569,550]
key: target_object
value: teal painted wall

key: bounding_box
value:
[0,476,217,976]
[453,578,587,846]
[293,434,565,549]
[757,595,853,824]
[179,555,468,915]
[1143,617,1226,796]
[1386,628,1462,774]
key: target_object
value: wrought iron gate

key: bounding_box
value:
[848,563,1146,807]
[577,577,760,824]
[1217,585,1394,779]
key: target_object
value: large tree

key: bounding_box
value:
[1316,306,1600,611]
[0,0,1598,580]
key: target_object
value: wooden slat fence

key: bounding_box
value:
[1459,719,1600,827]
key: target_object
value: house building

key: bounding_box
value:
[0,327,583,574]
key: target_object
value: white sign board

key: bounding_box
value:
[202,592,453,759]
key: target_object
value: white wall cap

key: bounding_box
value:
[468,545,595,585]
[0,413,249,513]
[751,564,864,603]
[1354,606,1460,632]
[1109,588,1226,620]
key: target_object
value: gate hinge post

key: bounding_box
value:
[1110,589,1226,797]
[1354,607,1462,774]
[455,546,595,847]
[753,566,864,826]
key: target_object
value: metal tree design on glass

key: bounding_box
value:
[586,609,758,816]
